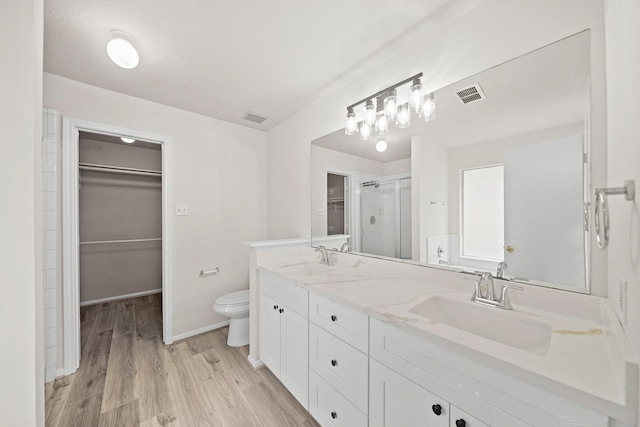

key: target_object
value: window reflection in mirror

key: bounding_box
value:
[460,165,504,262]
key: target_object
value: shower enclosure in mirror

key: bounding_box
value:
[311,30,595,293]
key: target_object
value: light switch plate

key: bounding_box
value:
[317,208,324,216]
[176,204,189,216]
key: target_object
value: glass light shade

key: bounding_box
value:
[383,89,398,120]
[345,110,359,135]
[396,103,411,129]
[376,140,388,152]
[359,122,371,140]
[409,80,425,113]
[374,113,389,135]
[419,93,437,122]
[107,37,139,69]
[120,137,136,143]
[364,100,376,127]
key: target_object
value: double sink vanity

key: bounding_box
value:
[246,241,638,427]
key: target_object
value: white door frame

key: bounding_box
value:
[62,117,174,375]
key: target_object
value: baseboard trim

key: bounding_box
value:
[80,289,162,306]
[247,354,264,370]
[173,320,230,342]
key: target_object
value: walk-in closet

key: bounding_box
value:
[78,131,163,307]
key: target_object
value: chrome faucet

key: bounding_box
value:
[465,272,522,310]
[315,246,331,265]
[340,242,351,253]
[496,262,508,278]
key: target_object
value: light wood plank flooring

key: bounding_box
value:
[45,295,320,427]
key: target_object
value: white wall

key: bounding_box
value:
[0,0,44,425]
[44,73,267,355]
[266,0,606,244]
[605,0,640,405]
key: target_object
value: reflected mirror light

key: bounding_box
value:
[376,139,388,152]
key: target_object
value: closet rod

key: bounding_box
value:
[80,238,163,245]
[79,162,162,177]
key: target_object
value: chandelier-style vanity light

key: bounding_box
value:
[344,73,436,140]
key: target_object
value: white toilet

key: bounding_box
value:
[213,289,250,347]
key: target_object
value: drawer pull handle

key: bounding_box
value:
[432,404,442,416]
[331,411,337,419]
[455,419,466,427]
[330,315,337,322]
[273,305,278,310]
[279,308,284,313]
[331,359,337,367]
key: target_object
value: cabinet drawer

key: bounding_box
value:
[451,405,490,427]
[309,293,368,353]
[309,369,367,427]
[309,324,368,413]
[260,270,308,318]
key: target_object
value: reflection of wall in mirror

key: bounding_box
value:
[311,145,382,238]
[416,123,584,274]
[412,135,449,264]
[311,145,411,253]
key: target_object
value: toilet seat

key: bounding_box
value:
[215,289,249,307]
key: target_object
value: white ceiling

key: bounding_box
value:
[313,31,590,162]
[44,0,455,130]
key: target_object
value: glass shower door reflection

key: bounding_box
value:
[360,178,411,259]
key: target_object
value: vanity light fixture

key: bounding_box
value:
[376,139,388,152]
[409,77,425,113]
[396,103,411,129]
[107,30,140,69]
[374,112,389,135]
[345,108,358,135]
[344,72,435,140]
[120,137,136,143]
[359,121,372,140]
[419,93,437,122]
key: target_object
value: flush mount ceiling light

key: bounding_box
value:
[344,73,436,141]
[107,30,139,69]
[120,137,136,143]
[376,139,388,152]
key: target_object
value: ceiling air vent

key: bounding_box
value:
[455,83,486,104]
[242,112,268,124]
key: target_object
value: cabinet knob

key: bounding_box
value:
[431,404,442,416]
[331,359,337,367]
[273,305,278,310]
[330,315,337,322]
[455,419,466,427]
[330,411,337,419]
[279,308,284,313]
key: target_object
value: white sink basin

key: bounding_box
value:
[409,296,552,352]
[279,262,334,276]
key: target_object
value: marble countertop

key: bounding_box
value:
[256,255,638,423]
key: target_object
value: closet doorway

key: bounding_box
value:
[62,118,173,375]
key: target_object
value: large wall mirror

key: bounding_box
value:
[311,30,592,293]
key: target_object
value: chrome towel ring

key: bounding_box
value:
[594,180,635,249]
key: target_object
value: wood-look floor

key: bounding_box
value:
[45,295,320,427]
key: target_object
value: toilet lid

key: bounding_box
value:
[216,289,250,306]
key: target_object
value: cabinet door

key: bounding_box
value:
[370,359,449,427]
[280,306,308,408]
[260,293,281,378]
[450,405,490,427]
